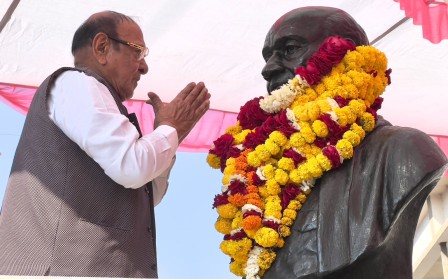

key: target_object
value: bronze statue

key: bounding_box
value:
[259,6,447,279]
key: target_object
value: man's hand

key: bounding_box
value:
[146,82,210,143]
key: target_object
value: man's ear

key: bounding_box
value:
[92,32,110,65]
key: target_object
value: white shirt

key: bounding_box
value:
[47,71,178,206]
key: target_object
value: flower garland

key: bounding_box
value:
[206,36,391,279]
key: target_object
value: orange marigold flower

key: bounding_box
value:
[242,215,262,231]
[246,185,259,193]
[228,193,247,207]
[247,199,264,209]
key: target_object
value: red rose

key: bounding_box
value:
[237,97,271,130]
[318,36,356,65]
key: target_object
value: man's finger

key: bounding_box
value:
[146,92,163,112]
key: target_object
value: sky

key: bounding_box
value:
[0,101,236,279]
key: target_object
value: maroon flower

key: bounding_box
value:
[237,97,271,130]
[334,96,349,107]
[295,61,323,86]
[314,137,328,148]
[224,230,247,241]
[318,36,356,65]
[281,184,302,209]
[322,145,341,169]
[211,134,241,171]
[385,68,392,85]
[228,180,247,195]
[371,97,383,111]
[250,172,264,186]
[283,148,306,166]
[274,111,300,137]
[212,193,229,209]
[263,220,280,231]
[243,129,269,149]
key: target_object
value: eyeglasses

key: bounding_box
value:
[107,35,149,61]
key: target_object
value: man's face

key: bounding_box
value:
[261,11,328,94]
[104,21,149,101]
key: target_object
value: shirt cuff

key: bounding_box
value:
[154,125,179,151]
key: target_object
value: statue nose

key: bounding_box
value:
[261,55,284,81]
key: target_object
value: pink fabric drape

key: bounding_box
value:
[1,82,448,162]
[394,0,448,43]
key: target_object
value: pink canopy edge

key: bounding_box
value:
[394,0,448,43]
[0,82,236,153]
[1,82,448,170]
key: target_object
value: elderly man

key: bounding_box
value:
[259,7,447,279]
[0,11,210,277]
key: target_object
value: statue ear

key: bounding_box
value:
[92,32,110,65]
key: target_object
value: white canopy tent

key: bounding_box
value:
[0,0,447,136]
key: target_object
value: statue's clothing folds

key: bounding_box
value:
[263,116,448,279]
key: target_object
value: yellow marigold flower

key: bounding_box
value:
[289,132,306,148]
[276,237,285,248]
[221,238,252,262]
[349,99,367,117]
[231,211,243,230]
[266,179,281,195]
[311,145,322,156]
[312,120,329,138]
[297,193,307,203]
[336,138,354,159]
[270,131,288,146]
[343,130,361,147]
[263,164,275,179]
[258,250,276,270]
[287,200,302,211]
[279,225,291,237]
[278,157,295,171]
[229,261,246,277]
[316,153,332,171]
[300,125,316,144]
[289,169,302,184]
[317,99,331,113]
[314,83,326,95]
[223,164,236,175]
[254,227,279,248]
[225,124,242,135]
[343,106,357,125]
[255,145,271,162]
[234,129,250,144]
[217,203,239,219]
[334,108,348,127]
[360,112,375,132]
[307,157,323,178]
[297,164,313,181]
[275,169,289,185]
[265,138,281,155]
[222,175,230,185]
[293,106,309,122]
[258,186,270,199]
[207,153,221,169]
[281,216,294,226]
[305,88,318,100]
[350,123,366,140]
[323,75,340,91]
[228,193,247,207]
[243,215,262,231]
[283,208,297,220]
[305,102,320,122]
[215,217,233,235]
[247,152,262,167]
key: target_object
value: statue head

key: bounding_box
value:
[261,6,369,93]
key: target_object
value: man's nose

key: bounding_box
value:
[139,59,149,75]
[261,54,284,81]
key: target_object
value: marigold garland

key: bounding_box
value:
[207,36,391,279]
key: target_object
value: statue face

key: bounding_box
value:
[261,10,329,94]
